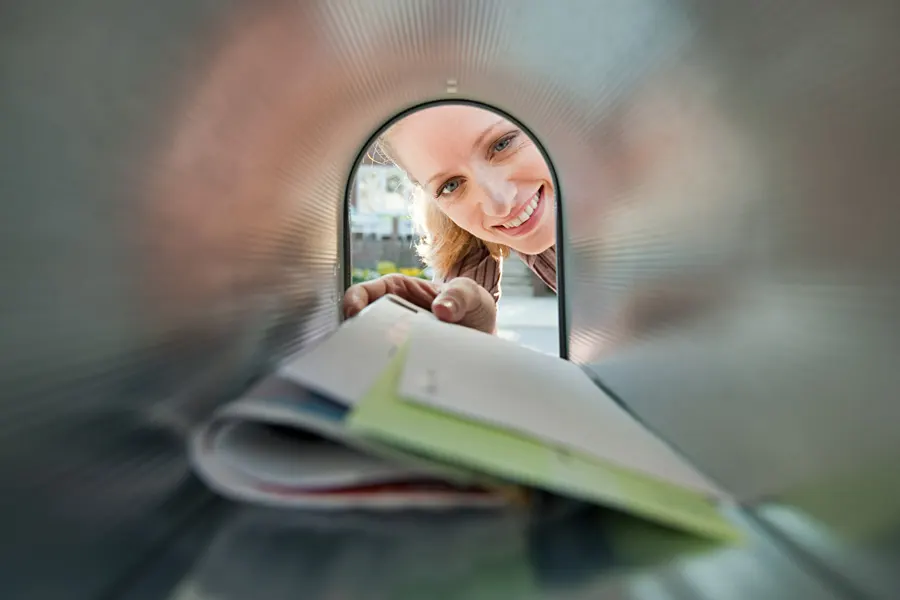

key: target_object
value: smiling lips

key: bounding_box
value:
[500,186,542,229]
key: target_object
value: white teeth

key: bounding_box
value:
[502,190,541,229]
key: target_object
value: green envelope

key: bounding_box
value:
[347,343,744,543]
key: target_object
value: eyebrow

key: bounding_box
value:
[472,118,506,152]
[425,119,506,188]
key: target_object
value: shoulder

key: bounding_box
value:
[519,245,556,268]
[516,245,557,292]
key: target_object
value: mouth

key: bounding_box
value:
[493,185,546,237]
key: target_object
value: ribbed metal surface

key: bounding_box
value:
[139,507,843,600]
[559,2,900,595]
[2,0,900,598]
[567,0,900,499]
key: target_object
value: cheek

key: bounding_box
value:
[522,147,552,180]
[441,194,489,232]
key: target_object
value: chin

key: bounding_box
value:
[506,223,556,255]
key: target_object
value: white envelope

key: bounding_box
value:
[397,318,729,499]
[280,294,435,405]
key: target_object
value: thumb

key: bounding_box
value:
[432,277,496,334]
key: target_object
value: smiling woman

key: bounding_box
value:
[344,104,558,338]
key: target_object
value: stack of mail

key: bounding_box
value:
[190,295,741,542]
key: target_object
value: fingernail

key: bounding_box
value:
[436,298,457,315]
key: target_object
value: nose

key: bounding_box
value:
[473,166,516,218]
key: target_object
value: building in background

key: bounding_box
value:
[349,156,427,284]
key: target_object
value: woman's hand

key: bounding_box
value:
[342,274,496,334]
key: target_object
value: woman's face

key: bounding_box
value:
[388,105,556,255]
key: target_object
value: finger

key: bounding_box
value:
[432,277,481,321]
[432,277,495,333]
[342,281,378,318]
[342,275,438,318]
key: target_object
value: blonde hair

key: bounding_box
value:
[374,134,508,277]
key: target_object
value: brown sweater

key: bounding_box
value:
[435,244,558,301]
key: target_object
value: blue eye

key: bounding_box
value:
[493,137,513,153]
[439,178,462,196]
